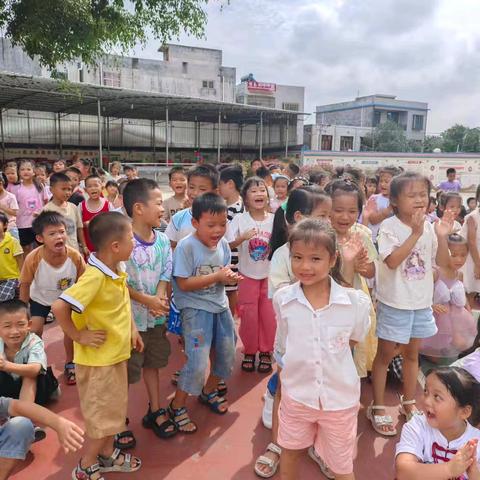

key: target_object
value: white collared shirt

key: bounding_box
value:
[273,279,371,411]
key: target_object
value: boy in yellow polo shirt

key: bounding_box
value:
[52,212,143,480]
[0,213,23,302]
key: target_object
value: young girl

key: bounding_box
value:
[78,174,112,253]
[395,367,480,480]
[34,163,52,200]
[109,161,124,182]
[4,161,19,192]
[11,160,48,253]
[105,180,123,210]
[421,234,477,360]
[270,175,289,213]
[227,176,275,374]
[275,219,370,480]
[365,176,378,200]
[436,192,462,233]
[0,174,19,239]
[369,172,451,436]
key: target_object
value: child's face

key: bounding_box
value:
[37,223,68,254]
[251,160,262,173]
[366,181,377,197]
[85,178,102,199]
[187,175,214,203]
[290,240,336,286]
[19,163,34,181]
[5,167,18,184]
[245,183,268,211]
[218,180,234,200]
[393,180,429,217]
[34,168,47,184]
[111,164,120,176]
[428,201,436,214]
[444,198,461,220]
[448,243,468,271]
[423,373,470,431]
[274,179,289,199]
[0,310,30,349]
[378,173,393,196]
[468,199,477,210]
[170,172,187,196]
[50,181,72,203]
[66,171,80,189]
[311,198,332,223]
[193,211,228,249]
[73,161,89,179]
[447,171,456,182]
[53,161,65,173]
[106,185,119,197]
[124,168,137,180]
[138,188,164,228]
[331,193,359,235]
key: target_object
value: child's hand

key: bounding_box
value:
[241,228,257,242]
[77,329,106,348]
[448,441,476,478]
[467,439,480,477]
[436,209,455,237]
[0,355,8,371]
[216,266,238,284]
[340,233,363,263]
[131,329,144,353]
[432,304,449,314]
[145,295,168,314]
[354,248,370,275]
[55,417,84,454]
[411,210,425,236]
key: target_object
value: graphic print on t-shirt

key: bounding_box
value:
[57,277,74,291]
[195,264,220,294]
[402,247,426,280]
[248,236,269,261]
[431,442,466,480]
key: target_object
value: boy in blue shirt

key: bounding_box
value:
[168,193,241,433]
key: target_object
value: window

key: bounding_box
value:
[340,136,353,151]
[412,114,424,131]
[182,62,188,74]
[103,71,121,87]
[208,81,214,89]
[321,135,333,151]
[386,111,399,124]
[373,111,381,126]
[202,80,208,88]
[282,102,299,111]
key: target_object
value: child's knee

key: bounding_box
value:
[3,417,35,455]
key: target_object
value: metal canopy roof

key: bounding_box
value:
[0,72,305,124]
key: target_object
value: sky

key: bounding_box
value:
[132,0,480,133]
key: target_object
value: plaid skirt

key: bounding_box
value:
[0,279,18,302]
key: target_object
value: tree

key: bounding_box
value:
[0,0,209,68]
[440,124,470,152]
[364,120,409,152]
[422,135,444,153]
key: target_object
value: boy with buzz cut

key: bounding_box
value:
[52,212,142,480]
[168,193,240,434]
[121,178,177,444]
[163,166,188,223]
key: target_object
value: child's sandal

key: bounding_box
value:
[198,389,228,415]
[241,354,256,372]
[398,395,423,422]
[258,352,273,374]
[143,406,178,439]
[98,448,141,473]
[217,379,228,397]
[366,402,397,436]
[64,362,76,385]
[167,402,198,434]
[72,461,105,480]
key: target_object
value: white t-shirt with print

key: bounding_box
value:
[226,211,274,280]
[376,216,437,310]
[396,414,480,479]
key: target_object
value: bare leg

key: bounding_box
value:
[334,472,355,480]
[227,290,238,318]
[401,339,421,415]
[0,458,19,480]
[203,374,228,412]
[280,448,304,480]
[30,316,45,337]
[143,368,173,430]
[64,335,74,364]
[18,377,36,403]
[171,389,196,433]
[80,436,110,478]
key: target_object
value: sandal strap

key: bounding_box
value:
[266,442,282,456]
[75,462,101,476]
[151,408,168,419]
[256,455,276,468]
[259,353,272,362]
[243,355,255,363]
[400,398,416,406]
[65,362,75,369]
[373,414,393,426]
[370,404,387,410]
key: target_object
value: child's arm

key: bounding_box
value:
[15,252,24,272]
[0,357,41,378]
[77,227,88,254]
[228,228,256,249]
[368,202,393,226]
[131,317,144,353]
[176,267,238,292]
[8,399,84,454]
[467,216,480,277]
[127,286,169,315]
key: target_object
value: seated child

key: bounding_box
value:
[19,212,85,385]
[0,213,23,303]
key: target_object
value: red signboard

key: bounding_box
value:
[247,81,276,93]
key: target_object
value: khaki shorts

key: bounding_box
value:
[76,361,128,439]
[128,325,171,384]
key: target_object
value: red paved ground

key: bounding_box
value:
[10,323,411,480]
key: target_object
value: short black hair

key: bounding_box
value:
[123,165,136,172]
[192,192,227,221]
[219,165,244,192]
[122,178,161,217]
[256,166,271,180]
[0,299,29,319]
[168,166,186,181]
[84,174,102,186]
[467,197,476,205]
[0,212,8,231]
[389,172,431,213]
[105,180,119,190]
[66,166,81,176]
[250,158,263,167]
[49,172,71,186]
[32,211,67,235]
[187,163,219,189]
[287,163,300,176]
[88,212,131,251]
[447,167,456,175]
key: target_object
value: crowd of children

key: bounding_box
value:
[0,158,480,480]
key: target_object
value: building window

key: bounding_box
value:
[103,71,121,87]
[182,62,188,74]
[282,102,299,111]
[386,111,399,124]
[373,111,381,126]
[412,114,424,131]
[340,136,353,151]
[208,81,214,89]
[321,135,333,151]
[202,80,208,88]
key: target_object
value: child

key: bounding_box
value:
[52,159,66,173]
[52,212,142,480]
[122,179,176,441]
[428,196,438,223]
[3,162,18,192]
[105,180,123,210]
[34,164,49,189]
[163,166,188,223]
[284,162,300,180]
[65,167,86,206]
[467,197,477,214]
[78,174,112,253]
[396,367,480,480]
[11,160,48,254]
[270,175,289,213]
[109,161,124,182]
[365,176,378,200]
[250,158,264,176]
[436,192,462,233]
[19,211,85,385]
[123,165,138,181]
[168,193,240,433]
[421,234,477,360]
[437,167,462,193]
[369,172,451,436]
[227,177,275,374]
[275,219,371,480]
[43,172,86,253]
[256,166,275,199]
[0,300,55,406]
[0,213,23,303]
[0,174,19,239]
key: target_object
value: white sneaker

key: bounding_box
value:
[262,390,274,429]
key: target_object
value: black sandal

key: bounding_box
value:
[114,417,136,450]
[142,405,178,439]
[217,380,228,397]
[167,402,198,434]
[241,354,256,372]
[258,352,273,374]
[198,389,228,415]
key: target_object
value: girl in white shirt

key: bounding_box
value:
[274,219,371,480]
[396,366,480,480]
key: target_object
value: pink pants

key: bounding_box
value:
[237,275,276,354]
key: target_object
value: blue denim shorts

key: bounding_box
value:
[0,417,34,460]
[177,308,237,396]
[376,301,437,344]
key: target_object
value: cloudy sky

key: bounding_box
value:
[134,0,480,133]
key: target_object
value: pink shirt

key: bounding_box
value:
[0,190,19,230]
[11,183,48,228]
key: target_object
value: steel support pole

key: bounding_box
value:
[165,107,169,164]
[57,113,63,159]
[97,99,102,167]
[152,120,156,162]
[259,112,263,159]
[0,109,5,163]
[217,111,221,163]
[285,116,289,158]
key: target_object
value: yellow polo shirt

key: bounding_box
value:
[0,232,23,280]
[60,254,131,367]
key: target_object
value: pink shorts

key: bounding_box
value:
[278,392,359,475]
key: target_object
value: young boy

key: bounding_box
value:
[0,396,84,480]
[52,212,142,479]
[168,193,240,433]
[65,167,85,206]
[437,167,461,193]
[285,162,300,180]
[165,164,219,248]
[122,179,176,441]
[42,172,86,253]
[0,213,23,303]
[163,166,188,223]
[123,165,138,181]
[19,212,85,385]
[52,159,66,174]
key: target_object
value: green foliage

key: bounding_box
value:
[422,135,444,153]
[364,120,409,152]
[0,0,209,68]
[440,124,480,153]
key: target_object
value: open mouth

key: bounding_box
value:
[54,241,64,249]
[426,410,436,420]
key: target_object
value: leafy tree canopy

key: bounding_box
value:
[0,0,209,68]
[363,120,409,152]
